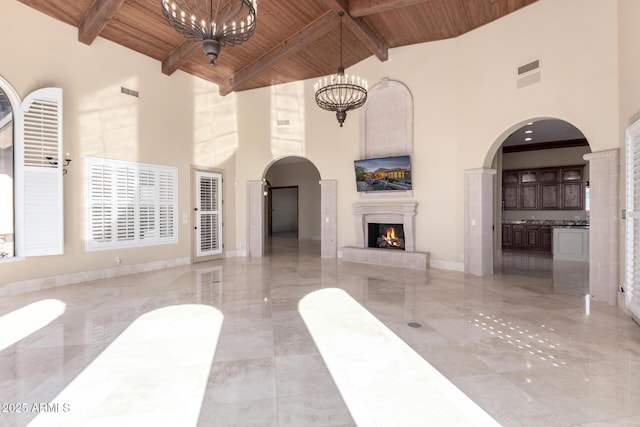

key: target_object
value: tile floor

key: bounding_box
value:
[1,237,640,426]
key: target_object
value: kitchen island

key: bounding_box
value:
[552,226,589,261]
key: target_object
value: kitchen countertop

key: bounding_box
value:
[502,219,589,227]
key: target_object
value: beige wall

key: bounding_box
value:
[265,160,321,240]
[618,0,640,289]
[0,0,634,285]
[0,2,236,284]
[233,0,621,266]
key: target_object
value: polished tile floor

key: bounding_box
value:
[1,238,640,426]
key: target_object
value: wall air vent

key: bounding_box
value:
[516,58,541,89]
[518,59,539,75]
[121,86,139,97]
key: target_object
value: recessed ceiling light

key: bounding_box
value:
[525,130,533,134]
[525,137,532,141]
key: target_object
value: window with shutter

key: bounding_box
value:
[21,88,64,256]
[0,79,64,260]
[626,120,640,317]
[86,157,177,251]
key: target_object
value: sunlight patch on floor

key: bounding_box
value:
[0,299,66,352]
[299,288,500,427]
[29,304,223,427]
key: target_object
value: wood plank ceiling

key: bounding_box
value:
[18,0,538,96]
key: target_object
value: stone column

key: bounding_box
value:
[246,180,265,257]
[465,168,496,276]
[320,180,337,258]
[584,149,619,305]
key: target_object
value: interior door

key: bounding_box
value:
[193,170,223,262]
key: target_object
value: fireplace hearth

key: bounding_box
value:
[368,223,405,250]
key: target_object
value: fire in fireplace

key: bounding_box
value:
[368,223,405,250]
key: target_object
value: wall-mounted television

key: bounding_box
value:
[354,155,412,192]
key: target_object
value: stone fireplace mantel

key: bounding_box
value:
[353,202,417,252]
[343,201,429,270]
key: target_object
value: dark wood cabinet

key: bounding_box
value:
[511,224,525,247]
[501,223,552,252]
[502,165,584,211]
[539,168,559,183]
[501,224,511,247]
[540,184,560,209]
[521,184,538,209]
[562,182,584,210]
[503,185,518,210]
[503,171,519,185]
[540,226,552,251]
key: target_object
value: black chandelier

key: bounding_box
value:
[160,0,257,66]
[314,12,368,127]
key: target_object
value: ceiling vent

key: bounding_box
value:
[516,59,541,89]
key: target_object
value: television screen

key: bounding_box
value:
[354,155,412,192]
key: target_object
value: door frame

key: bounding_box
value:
[191,166,225,263]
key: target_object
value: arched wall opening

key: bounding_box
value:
[466,117,620,305]
[245,156,337,258]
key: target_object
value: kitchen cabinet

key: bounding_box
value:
[525,225,539,248]
[501,223,552,252]
[501,224,512,247]
[521,184,538,210]
[503,186,518,210]
[511,224,525,248]
[540,184,560,209]
[540,226,553,251]
[502,165,584,211]
[562,182,584,209]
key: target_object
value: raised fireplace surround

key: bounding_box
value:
[342,202,430,269]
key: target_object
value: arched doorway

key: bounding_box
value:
[247,156,337,258]
[467,117,620,304]
[494,119,591,291]
[261,156,323,255]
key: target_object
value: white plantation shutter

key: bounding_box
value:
[86,157,177,251]
[158,171,175,238]
[626,120,640,317]
[21,88,64,256]
[139,168,157,240]
[196,171,222,257]
[89,163,113,245]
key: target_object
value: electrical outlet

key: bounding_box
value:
[115,257,121,265]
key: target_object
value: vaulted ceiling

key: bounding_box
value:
[18,0,538,96]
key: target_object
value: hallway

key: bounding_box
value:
[1,239,638,426]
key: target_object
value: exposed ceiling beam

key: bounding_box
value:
[78,0,126,45]
[219,10,338,96]
[348,0,428,17]
[162,40,201,76]
[323,0,388,61]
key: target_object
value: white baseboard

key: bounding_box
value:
[429,259,465,272]
[0,256,191,297]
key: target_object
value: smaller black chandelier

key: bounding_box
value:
[161,0,257,66]
[314,12,367,127]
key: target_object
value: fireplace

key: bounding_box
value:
[342,201,430,270]
[368,223,405,250]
